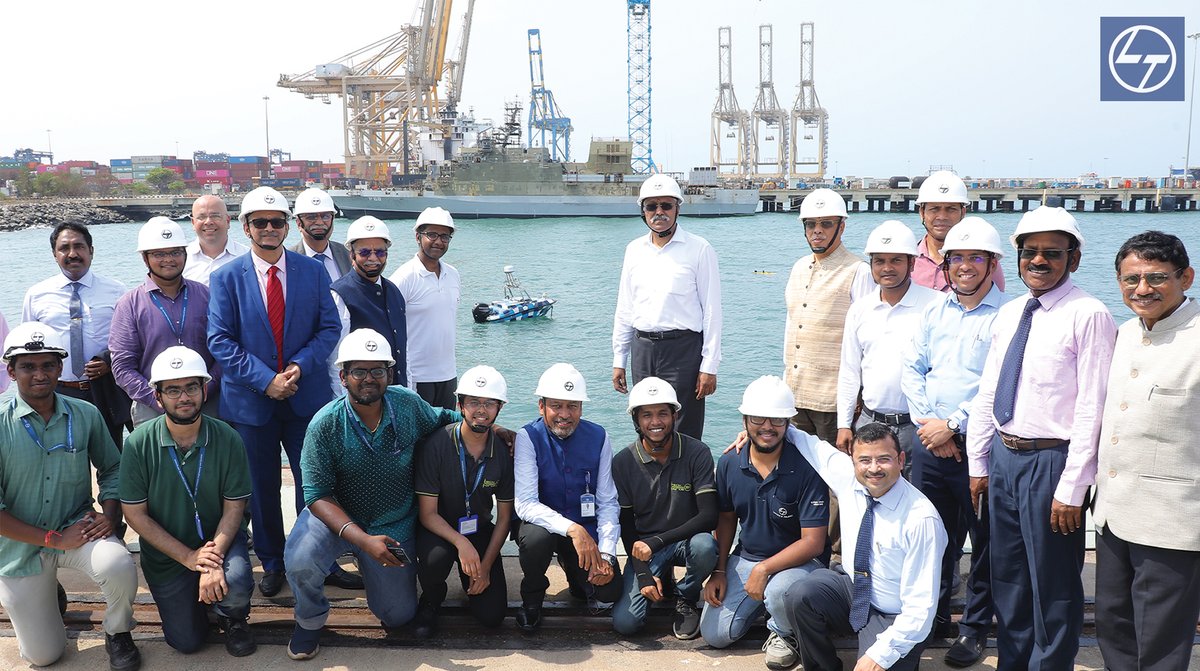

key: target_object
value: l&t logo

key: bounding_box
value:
[1100,17,1184,101]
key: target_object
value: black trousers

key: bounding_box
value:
[415,379,457,411]
[415,527,507,627]
[516,522,622,607]
[630,330,705,440]
[1095,526,1200,671]
[55,382,129,450]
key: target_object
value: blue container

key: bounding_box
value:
[229,156,266,164]
[261,178,301,188]
[111,158,133,167]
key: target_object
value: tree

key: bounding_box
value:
[167,180,186,193]
[145,167,178,193]
[131,182,154,196]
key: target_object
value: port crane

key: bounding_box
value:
[527,29,572,162]
[627,0,655,173]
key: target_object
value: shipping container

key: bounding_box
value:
[81,169,97,177]
[132,155,171,163]
[111,158,133,167]
[112,166,133,173]
[61,160,99,168]
[229,156,267,164]
[261,178,302,188]
[274,165,302,174]
[282,160,307,167]
[117,177,134,184]
[196,161,228,169]
[164,166,185,175]
[197,169,231,178]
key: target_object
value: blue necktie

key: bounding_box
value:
[849,495,877,632]
[993,297,1041,425]
[69,281,85,378]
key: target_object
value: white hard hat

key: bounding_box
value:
[1010,206,1085,250]
[637,174,684,205]
[237,186,291,224]
[737,375,796,419]
[413,207,456,233]
[942,216,1005,258]
[334,328,395,367]
[798,188,848,220]
[2,322,69,364]
[534,363,590,402]
[916,170,970,205]
[293,188,336,216]
[864,220,919,256]
[627,376,681,415]
[148,345,212,387]
[456,365,508,403]
[345,215,393,249]
[137,216,188,252]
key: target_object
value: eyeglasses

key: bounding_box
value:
[191,213,227,222]
[746,416,789,427]
[249,217,288,230]
[463,399,501,411]
[803,220,839,231]
[160,382,204,399]
[355,248,389,259]
[642,201,675,212]
[346,367,389,380]
[947,253,990,266]
[299,213,334,224]
[146,249,185,261]
[1119,268,1184,288]
[420,231,453,243]
[1017,247,1073,261]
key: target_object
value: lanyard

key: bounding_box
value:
[148,285,189,345]
[19,404,74,453]
[167,444,207,541]
[455,424,488,516]
[344,396,395,453]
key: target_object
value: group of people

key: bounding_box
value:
[0,170,1195,671]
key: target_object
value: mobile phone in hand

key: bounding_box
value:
[386,544,411,565]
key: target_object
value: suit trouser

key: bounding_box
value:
[55,382,129,449]
[415,526,507,627]
[231,400,310,573]
[516,522,622,606]
[630,330,705,440]
[989,440,1084,671]
[910,436,993,638]
[1095,525,1200,671]
[415,379,458,411]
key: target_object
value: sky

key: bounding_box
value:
[4,1,1198,179]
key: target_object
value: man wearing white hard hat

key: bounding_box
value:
[330,215,408,392]
[701,376,829,670]
[185,195,248,285]
[0,309,9,394]
[613,174,722,440]
[514,363,622,631]
[390,206,461,410]
[111,217,220,427]
[289,188,351,283]
[900,216,1010,666]
[836,221,939,461]
[412,365,514,636]
[207,185,342,597]
[611,376,717,640]
[966,206,1116,670]
[912,171,1006,293]
[119,346,256,657]
[0,322,140,671]
[283,328,461,660]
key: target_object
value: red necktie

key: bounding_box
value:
[267,266,285,371]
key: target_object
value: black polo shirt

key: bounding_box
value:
[714,440,828,562]
[613,433,716,539]
[415,423,514,527]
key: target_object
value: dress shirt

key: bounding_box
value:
[786,426,946,668]
[22,269,127,383]
[183,238,248,285]
[514,424,621,557]
[0,310,9,394]
[967,279,1116,505]
[913,236,1006,293]
[109,277,217,408]
[390,254,461,383]
[837,283,939,428]
[249,251,287,305]
[300,240,342,283]
[901,283,1010,434]
[612,227,722,374]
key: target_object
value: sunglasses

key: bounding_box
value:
[1119,268,1184,288]
[642,201,675,212]
[355,248,389,259]
[1017,248,1073,261]
[803,220,839,231]
[299,213,334,224]
[249,217,288,230]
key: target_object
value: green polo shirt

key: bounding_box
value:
[119,415,252,584]
[0,394,121,577]
[612,433,717,539]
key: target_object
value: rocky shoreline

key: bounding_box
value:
[0,201,133,232]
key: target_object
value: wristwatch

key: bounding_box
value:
[946,418,961,434]
[600,552,617,568]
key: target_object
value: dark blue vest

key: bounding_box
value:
[331,271,408,386]
[523,417,606,540]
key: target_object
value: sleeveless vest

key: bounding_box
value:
[522,417,606,539]
[332,272,408,386]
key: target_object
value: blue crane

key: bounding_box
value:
[627,0,655,174]
[527,28,572,162]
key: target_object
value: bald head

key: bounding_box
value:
[190,195,231,251]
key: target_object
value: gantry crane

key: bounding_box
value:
[789,22,828,179]
[711,26,752,176]
[627,0,655,174]
[751,25,788,177]
[527,29,572,162]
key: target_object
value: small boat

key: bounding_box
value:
[472,265,557,323]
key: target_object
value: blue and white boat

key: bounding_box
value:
[472,265,557,323]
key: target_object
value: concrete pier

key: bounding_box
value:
[759,187,1200,214]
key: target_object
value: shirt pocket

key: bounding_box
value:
[768,491,802,536]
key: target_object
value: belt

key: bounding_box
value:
[999,432,1069,451]
[635,329,695,341]
[58,379,91,391]
[864,408,911,426]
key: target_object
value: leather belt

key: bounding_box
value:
[999,432,1069,451]
[635,329,694,341]
[57,379,91,391]
[865,408,911,426]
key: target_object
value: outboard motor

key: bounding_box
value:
[472,303,493,323]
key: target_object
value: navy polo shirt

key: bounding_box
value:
[715,440,829,562]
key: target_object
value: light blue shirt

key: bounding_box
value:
[22,269,128,383]
[901,283,1010,434]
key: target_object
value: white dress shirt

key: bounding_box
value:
[513,424,620,557]
[249,251,287,305]
[22,269,127,382]
[837,283,939,427]
[612,227,722,374]
[300,240,342,283]
[390,254,460,383]
[183,238,248,285]
[786,426,946,668]
[0,309,9,394]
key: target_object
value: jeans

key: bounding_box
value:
[699,553,820,647]
[613,533,717,635]
[146,531,253,653]
[284,508,418,630]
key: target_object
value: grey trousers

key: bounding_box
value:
[630,330,705,440]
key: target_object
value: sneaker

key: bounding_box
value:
[219,616,257,657]
[411,601,439,639]
[672,598,701,640]
[762,631,799,670]
[515,604,542,632]
[287,623,321,661]
[105,632,141,671]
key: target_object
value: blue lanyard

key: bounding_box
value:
[167,444,207,541]
[19,404,74,453]
[148,285,188,345]
[344,396,395,453]
[454,424,488,516]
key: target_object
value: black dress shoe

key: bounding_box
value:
[218,616,257,657]
[105,632,141,671]
[259,570,286,597]
[515,604,542,632]
[324,567,365,590]
[945,634,985,668]
[410,601,439,639]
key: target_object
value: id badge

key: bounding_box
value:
[580,493,596,518]
[458,514,479,536]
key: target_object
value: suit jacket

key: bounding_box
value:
[288,240,352,279]
[207,250,341,425]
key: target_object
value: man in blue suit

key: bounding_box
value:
[207,187,345,597]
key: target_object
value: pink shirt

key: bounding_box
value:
[913,236,1006,293]
[967,278,1116,506]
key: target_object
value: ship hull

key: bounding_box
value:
[329,189,760,219]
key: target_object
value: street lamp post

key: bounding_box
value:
[1185,33,1200,186]
[263,96,271,165]
[46,129,52,161]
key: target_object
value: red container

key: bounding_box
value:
[198,176,231,185]
[196,161,228,170]
[275,165,302,174]
[164,166,184,175]
[282,160,306,167]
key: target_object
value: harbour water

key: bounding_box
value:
[3,210,1198,453]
